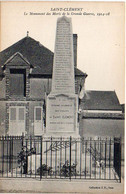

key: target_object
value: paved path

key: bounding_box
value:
[0,178,124,193]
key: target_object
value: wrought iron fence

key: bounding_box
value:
[0,135,122,182]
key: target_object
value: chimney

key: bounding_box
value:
[73,34,78,68]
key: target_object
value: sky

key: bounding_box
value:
[0,1,125,103]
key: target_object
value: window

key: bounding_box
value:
[10,106,25,121]
[10,69,26,97]
[9,106,25,136]
[19,108,25,121]
[35,107,42,121]
[10,108,16,121]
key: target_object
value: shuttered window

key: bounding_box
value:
[10,108,16,121]
[10,69,26,96]
[19,108,25,120]
[10,107,25,121]
[35,107,42,121]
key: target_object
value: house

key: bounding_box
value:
[79,90,124,137]
[0,34,87,136]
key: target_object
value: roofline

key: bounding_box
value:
[0,36,54,55]
[84,90,117,92]
[0,37,28,53]
[29,73,87,78]
[75,74,88,77]
[82,112,124,120]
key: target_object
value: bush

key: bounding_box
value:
[37,164,52,176]
[60,160,77,177]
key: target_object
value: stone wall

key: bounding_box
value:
[0,75,85,100]
[30,78,52,99]
[0,78,6,99]
[80,118,124,137]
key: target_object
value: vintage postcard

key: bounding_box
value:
[0,1,125,193]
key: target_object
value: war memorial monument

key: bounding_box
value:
[46,16,79,138]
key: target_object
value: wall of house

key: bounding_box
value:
[30,76,85,99]
[0,101,6,135]
[75,76,85,94]
[0,100,45,136]
[30,78,52,99]
[0,75,85,100]
[80,118,124,137]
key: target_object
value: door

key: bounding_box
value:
[34,106,43,135]
[9,106,25,135]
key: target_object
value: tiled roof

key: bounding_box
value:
[0,36,53,74]
[80,90,122,111]
[0,36,87,77]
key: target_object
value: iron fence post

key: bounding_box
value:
[21,133,24,176]
[60,137,62,178]
[119,137,121,183]
[11,136,13,177]
[90,137,91,179]
[40,136,43,180]
[2,136,4,177]
[26,139,28,176]
[9,136,12,173]
[69,136,72,180]
[80,138,82,179]
[22,133,24,148]
[114,137,121,183]
[51,137,52,178]
[30,135,32,177]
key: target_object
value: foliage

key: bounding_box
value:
[17,146,36,174]
[37,164,52,175]
[60,160,77,177]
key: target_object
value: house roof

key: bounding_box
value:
[80,90,122,111]
[0,36,87,77]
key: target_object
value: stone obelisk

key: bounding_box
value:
[46,16,79,137]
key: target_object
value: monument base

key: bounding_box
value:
[46,93,79,138]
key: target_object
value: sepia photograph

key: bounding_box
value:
[0,1,125,193]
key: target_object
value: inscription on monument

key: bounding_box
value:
[52,17,75,94]
[47,96,75,132]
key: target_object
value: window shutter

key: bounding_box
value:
[19,108,25,120]
[10,108,16,120]
[35,107,41,121]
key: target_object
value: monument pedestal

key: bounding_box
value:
[45,93,80,138]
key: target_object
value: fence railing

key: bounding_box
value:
[0,135,122,182]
